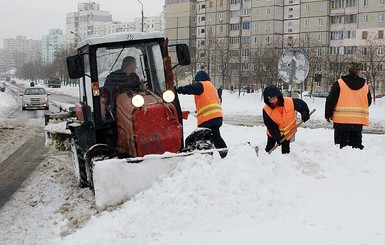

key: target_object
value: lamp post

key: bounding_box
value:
[137,0,144,32]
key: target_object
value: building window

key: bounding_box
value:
[379,13,385,22]
[241,36,250,44]
[346,0,357,7]
[317,48,322,57]
[265,22,271,29]
[362,47,368,55]
[363,15,369,23]
[304,19,310,27]
[265,36,270,44]
[319,3,324,11]
[305,4,310,12]
[317,33,323,41]
[378,63,383,71]
[363,0,368,6]
[242,21,251,30]
[318,18,324,26]
[362,31,368,39]
[378,46,384,55]
[304,34,309,42]
[253,23,258,30]
[266,7,271,15]
[289,8,293,11]
[289,15,293,18]
[381,0,385,5]
[254,36,258,44]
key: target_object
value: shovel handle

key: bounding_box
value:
[268,109,316,155]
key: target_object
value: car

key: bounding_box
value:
[0,82,5,92]
[375,94,383,99]
[313,91,329,98]
[20,87,50,110]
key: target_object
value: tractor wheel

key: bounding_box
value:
[70,137,89,187]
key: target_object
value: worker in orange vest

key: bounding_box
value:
[262,84,310,154]
[325,62,372,150]
[176,70,228,158]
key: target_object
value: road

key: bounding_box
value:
[0,85,77,209]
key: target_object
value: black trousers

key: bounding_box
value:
[334,129,364,149]
[265,136,290,154]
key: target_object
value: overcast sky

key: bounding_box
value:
[0,0,164,48]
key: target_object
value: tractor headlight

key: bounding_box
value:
[132,94,145,108]
[162,90,175,103]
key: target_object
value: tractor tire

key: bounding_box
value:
[70,136,89,187]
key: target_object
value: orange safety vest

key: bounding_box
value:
[194,81,223,126]
[331,79,369,126]
[263,97,297,140]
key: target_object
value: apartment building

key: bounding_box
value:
[66,2,164,47]
[66,2,113,45]
[2,36,41,72]
[165,0,385,93]
[41,29,66,65]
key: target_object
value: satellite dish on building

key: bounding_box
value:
[278,49,309,84]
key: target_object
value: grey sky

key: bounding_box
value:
[0,0,164,48]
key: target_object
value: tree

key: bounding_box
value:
[357,34,385,103]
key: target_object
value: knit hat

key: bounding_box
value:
[348,62,362,71]
[194,70,210,82]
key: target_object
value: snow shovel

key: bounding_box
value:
[268,109,316,154]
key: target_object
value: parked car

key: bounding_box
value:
[313,91,329,98]
[375,94,383,99]
[20,87,50,110]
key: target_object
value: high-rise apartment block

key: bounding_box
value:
[2,36,41,72]
[165,0,385,93]
[66,2,164,46]
[41,29,66,65]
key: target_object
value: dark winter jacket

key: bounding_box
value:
[262,85,310,142]
[325,74,372,131]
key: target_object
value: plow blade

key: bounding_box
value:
[92,148,227,210]
[92,145,258,210]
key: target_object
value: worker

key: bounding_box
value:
[325,62,372,150]
[176,70,228,158]
[262,84,310,154]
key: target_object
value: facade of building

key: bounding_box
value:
[2,36,41,72]
[164,0,385,94]
[41,29,66,65]
[66,2,164,47]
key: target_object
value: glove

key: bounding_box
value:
[276,137,284,146]
[302,113,310,122]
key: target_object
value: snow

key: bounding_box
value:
[0,79,385,244]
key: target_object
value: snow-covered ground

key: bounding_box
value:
[0,79,385,245]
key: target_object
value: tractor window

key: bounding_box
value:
[96,42,166,120]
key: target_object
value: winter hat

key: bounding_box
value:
[348,62,362,74]
[194,70,210,82]
[263,84,283,108]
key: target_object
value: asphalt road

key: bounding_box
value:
[0,85,77,209]
[0,129,46,208]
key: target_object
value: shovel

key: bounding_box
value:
[268,109,316,154]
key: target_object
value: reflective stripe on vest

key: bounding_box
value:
[263,97,297,140]
[194,81,223,125]
[331,79,369,126]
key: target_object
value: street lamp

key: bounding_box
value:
[137,0,144,32]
